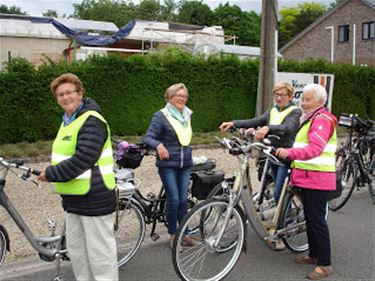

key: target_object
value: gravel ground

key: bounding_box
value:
[0,147,252,263]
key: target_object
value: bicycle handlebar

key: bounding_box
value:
[0,156,41,176]
[216,136,281,164]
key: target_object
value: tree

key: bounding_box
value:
[279,2,327,47]
[177,0,213,26]
[0,4,27,15]
[72,0,136,28]
[329,0,345,10]
[42,9,59,18]
[213,3,261,46]
[160,0,178,21]
[136,0,162,21]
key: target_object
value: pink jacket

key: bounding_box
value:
[287,107,337,191]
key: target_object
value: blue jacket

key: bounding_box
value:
[144,111,193,169]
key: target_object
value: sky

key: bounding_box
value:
[0,0,335,17]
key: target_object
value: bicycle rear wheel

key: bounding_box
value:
[0,228,7,267]
[329,160,357,211]
[115,199,145,267]
[279,191,308,253]
[172,198,245,281]
[367,155,375,204]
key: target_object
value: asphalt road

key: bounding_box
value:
[1,191,374,281]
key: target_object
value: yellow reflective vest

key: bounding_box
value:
[291,114,337,172]
[269,105,298,125]
[161,108,192,146]
[51,110,115,195]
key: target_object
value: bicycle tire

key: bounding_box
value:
[116,199,146,268]
[368,178,375,204]
[328,160,357,211]
[0,229,6,267]
[206,179,233,199]
[367,154,375,204]
[279,191,308,253]
[172,198,245,281]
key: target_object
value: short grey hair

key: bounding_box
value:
[164,83,188,101]
[303,83,327,105]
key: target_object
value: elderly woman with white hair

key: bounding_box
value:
[276,83,337,280]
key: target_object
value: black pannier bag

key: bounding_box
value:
[327,170,343,201]
[116,146,144,169]
[191,170,225,200]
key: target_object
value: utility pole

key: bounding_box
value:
[256,0,278,116]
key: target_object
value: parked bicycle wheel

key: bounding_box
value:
[329,160,357,211]
[115,199,146,267]
[206,178,234,199]
[172,198,245,281]
[279,190,308,252]
[0,228,6,267]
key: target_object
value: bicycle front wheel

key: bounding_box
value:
[172,198,245,281]
[0,228,7,267]
[279,191,308,253]
[329,160,357,211]
[115,199,146,267]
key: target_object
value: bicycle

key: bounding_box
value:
[172,136,307,281]
[329,113,375,211]
[0,156,68,281]
[113,142,224,268]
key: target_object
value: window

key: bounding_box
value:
[338,25,349,42]
[362,22,374,40]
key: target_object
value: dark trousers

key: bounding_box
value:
[300,188,331,266]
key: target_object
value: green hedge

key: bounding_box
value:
[0,49,374,144]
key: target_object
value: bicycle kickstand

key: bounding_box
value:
[52,253,65,281]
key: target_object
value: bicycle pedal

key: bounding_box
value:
[264,235,278,247]
[151,233,160,241]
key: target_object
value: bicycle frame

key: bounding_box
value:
[116,160,218,241]
[0,159,67,279]
[214,139,306,249]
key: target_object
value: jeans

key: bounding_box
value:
[158,167,190,235]
[269,161,288,203]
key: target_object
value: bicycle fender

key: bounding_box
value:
[0,224,10,251]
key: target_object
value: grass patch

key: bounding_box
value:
[0,128,348,159]
[0,132,228,159]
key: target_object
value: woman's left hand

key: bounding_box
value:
[276,148,289,159]
[37,169,49,182]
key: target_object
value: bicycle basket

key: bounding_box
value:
[116,145,144,169]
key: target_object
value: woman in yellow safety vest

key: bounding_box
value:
[219,82,302,204]
[276,83,337,280]
[144,83,195,248]
[38,73,118,281]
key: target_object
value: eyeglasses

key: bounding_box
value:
[173,94,188,99]
[56,89,79,98]
[273,93,289,98]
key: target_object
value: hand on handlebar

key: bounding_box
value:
[37,169,49,182]
[275,148,289,159]
[219,121,234,132]
[255,126,270,140]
